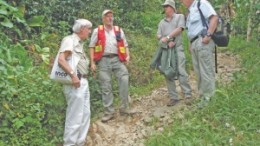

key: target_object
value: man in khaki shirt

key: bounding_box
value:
[157,0,192,106]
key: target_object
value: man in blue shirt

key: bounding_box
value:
[179,0,218,108]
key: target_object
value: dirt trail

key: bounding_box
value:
[86,52,241,146]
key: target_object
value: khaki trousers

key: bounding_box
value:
[98,57,129,115]
[191,37,215,100]
[166,45,192,100]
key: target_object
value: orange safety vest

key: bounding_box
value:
[94,25,127,62]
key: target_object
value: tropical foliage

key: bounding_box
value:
[145,37,260,145]
[0,0,259,145]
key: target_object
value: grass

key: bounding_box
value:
[144,37,260,146]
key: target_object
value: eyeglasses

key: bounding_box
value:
[163,5,170,8]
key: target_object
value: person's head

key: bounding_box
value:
[72,19,92,40]
[102,9,114,27]
[162,0,176,15]
[179,0,194,8]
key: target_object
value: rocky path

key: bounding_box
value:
[86,52,241,146]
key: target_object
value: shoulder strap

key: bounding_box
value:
[97,25,104,40]
[197,0,208,29]
[114,26,121,41]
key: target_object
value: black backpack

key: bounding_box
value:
[197,0,230,47]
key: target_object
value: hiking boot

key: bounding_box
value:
[197,100,209,109]
[101,114,114,122]
[167,99,180,106]
[184,96,192,105]
[119,108,137,116]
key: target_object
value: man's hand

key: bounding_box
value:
[90,62,97,78]
[125,55,130,65]
[71,75,80,88]
[168,41,176,48]
[161,37,168,43]
[90,63,96,72]
[202,36,211,44]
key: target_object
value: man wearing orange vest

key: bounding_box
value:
[89,9,134,122]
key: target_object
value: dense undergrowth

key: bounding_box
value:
[145,37,260,145]
[0,0,162,145]
[0,0,259,145]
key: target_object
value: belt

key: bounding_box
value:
[78,74,88,80]
[190,36,199,44]
[81,74,88,78]
[102,54,118,58]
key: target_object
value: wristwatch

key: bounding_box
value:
[69,71,74,76]
[206,32,212,37]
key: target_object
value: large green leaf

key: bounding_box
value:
[27,15,45,27]
[41,54,50,64]
[0,9,8,15]
[41,47,50,53]
[0,17,13,28]
[16,17,26,24]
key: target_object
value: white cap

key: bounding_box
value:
[102,9,113,17]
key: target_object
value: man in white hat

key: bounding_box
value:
[157,0,192,106]
[89,9,134,122]
[179,0,218,108]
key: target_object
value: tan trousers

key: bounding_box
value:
[191,37,215,100]
[98,57,129,115]
[166,45,192,100]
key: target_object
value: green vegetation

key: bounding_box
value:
[0,0,163,145]
[145,38,260,145]
[0,0,259,145]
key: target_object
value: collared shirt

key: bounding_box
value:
[59,33,89,75]
[89,25,128,55]
[186,0,217,40]
[157,13,185,48]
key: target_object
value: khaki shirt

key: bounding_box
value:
[89,26,128,55]
[59,33,89,75]
[157,13,185,50]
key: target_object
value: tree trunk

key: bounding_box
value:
[247,17,252,42]
[246,0,256,42]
